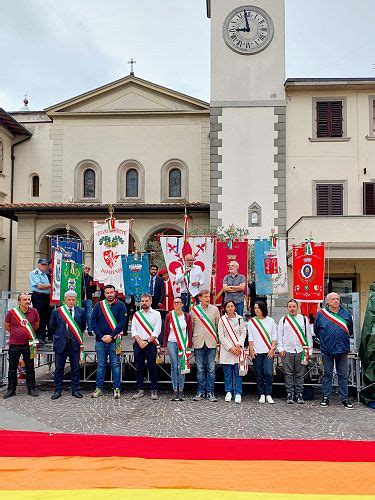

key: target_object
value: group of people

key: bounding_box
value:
[3,254,354,410]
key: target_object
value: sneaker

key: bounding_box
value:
[258,394,266,404]
[286,393,294,404]
[234,394,242,404]
[266,395,275,404]
[27,388,39,397]
[341,400,353,410]
[296,394,305,404]
[225,392,232,402]
[207,393,217,402]
[320,397,329,407]
[151,390,158,400]
[171,391,179,401]
[193,393,204,401]
[3,390,16,400]
[178,392,185,401]
[113,388,120,400]
[132,389,144,400]
[90,388,103,398]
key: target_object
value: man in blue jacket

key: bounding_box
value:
[314,292,354,409]
[90,285,126,400]
[50,290,86,400]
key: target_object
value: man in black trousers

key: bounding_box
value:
[148,264,165,310]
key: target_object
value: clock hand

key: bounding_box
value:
[236,27,248,32]
[244,10,250,32]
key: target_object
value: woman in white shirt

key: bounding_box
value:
[218,300,247,404]
[247,300,278,404]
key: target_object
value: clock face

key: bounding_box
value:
[223,5,274,55]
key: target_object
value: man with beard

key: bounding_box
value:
[131,293,162,400]
[148,264,165,310]
[90,285,126,400]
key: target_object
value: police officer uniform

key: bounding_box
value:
[30,258,51,344]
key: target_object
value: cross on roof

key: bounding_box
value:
[128,58,136,75]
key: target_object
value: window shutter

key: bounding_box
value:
[317,101,343,138]
[330,184,343,215]
[317,184,329,215]
[363,182,375,215]
[317,184,343,216]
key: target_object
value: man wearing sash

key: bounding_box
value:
[91,285,126,399]
[278,299,313,404]
[191,290,220,401]
[3,293,40,399]
[131,293,162,400]
[49,291,86,400]
[314,292,354,409]
[175,254,204,312]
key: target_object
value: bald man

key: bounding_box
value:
[175,254,204,312]
[314,292,354,409]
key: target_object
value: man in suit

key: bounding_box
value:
[49,290,86,400]
[149,264,165,310]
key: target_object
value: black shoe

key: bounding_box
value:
[27,388,39,397]
[171,391,179,401]
[341,400,353,410]
[3,390,16,399]
[320,397,329,407]
[51,392,61,400]
[286,393,294,404]
[87,331,94,337]
[72,391,83,398]
[178,392,185,401]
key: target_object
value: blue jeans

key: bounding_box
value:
[194,345,216,395]
[168,341,185,392]
[95,341,121,390]
[222,363,242,396]
[82,299,93,332]
[252,353,273,396]
[322,353,348,401]
[235,302,244,316]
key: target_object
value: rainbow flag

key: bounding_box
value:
[0,430,374,499]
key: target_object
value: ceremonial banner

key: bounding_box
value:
[121,253,150,303]
[50,237,83,264]
[160,236,214,296]
[93,220,130,295]
[50,249,63,304]
[254,239,288,295]
[215,240,248,304]
[60,261,83,307]
[293,242,325,302]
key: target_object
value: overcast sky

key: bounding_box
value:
[1,0,375,111]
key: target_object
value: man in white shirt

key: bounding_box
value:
[175,254,204,312]
[131,293,162,400]
[278,299,313,404]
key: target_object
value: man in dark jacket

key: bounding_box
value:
[314,292,354,409]
[149,264,165,310]
[81,265,97,336]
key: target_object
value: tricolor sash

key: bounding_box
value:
[11,307,38,359]
[170,311,191,374]
[100,300,122,354]
[285,314,310,364]
[320,308,350,335]
[250,317,272,351]
[220,315,248,376]
[191,304,220,360]
[57,306,86,363]
[134,311,162,363]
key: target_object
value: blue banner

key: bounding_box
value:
[121,253,150,302]
[254,239,273,295]
[51,237,83,264]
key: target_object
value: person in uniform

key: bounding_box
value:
[29,258,51,346]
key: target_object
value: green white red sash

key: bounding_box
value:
[57,305,86,362]
[320,307,350,335]
[191,305,219,345]
[285,314,310,363]
[170,311,191,374]
[100,300,122,354]
[221,314,248,376]
[250,317,272,350]
[11,307,38,359]
[134,310,162,363]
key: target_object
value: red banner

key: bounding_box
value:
[293,243,325,302]
[214,241,248,305]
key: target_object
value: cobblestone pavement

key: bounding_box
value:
[0,385,374,440]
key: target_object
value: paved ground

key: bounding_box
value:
[1,384,374,440]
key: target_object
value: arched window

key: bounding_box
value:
[83,168,96,198]
[32,175,40,197]
[169,168,181,198]
[126,168,138,198]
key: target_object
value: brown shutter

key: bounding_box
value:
[317,184,343,216]
[363,182,375,215]
[317,101,343,138]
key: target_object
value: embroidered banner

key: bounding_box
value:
[50,249,63,305]
[293,242,325,302]
[160,236,214,297]
[214,240,248,305]
[254,239,288,295]
[60,261,83,307]
[93,219,130,295]
[50,237,83,264]
[121,253,150,303]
